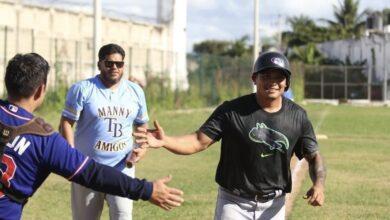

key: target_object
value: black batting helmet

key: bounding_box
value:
[252,51,291,90]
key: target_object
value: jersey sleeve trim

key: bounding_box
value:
[0,106,31,121]
[61,108,79,121]
[134,116,149,125]
[67,157,90,180]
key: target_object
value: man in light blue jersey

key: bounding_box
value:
[60,44,149,220]
[283,89,294,101]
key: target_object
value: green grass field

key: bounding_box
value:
[22,104,390,220]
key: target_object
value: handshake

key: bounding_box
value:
[132,120,166,149]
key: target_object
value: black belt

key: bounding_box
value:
[222,187,284,202]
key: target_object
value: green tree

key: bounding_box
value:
[192,36,251,57]
[322,0,367,39]
[283,15,329,47]
[193,40,230,55]
[223,35,251,58]
[288,43,324,65]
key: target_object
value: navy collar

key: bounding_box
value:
[0,99,34,120]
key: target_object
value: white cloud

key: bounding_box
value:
[224,0,251,16]
[269,0,340,19]
[189,23,234,42]
[187,22,236,51]
[188,0,218,10]
[259,23,280,37]
[120,6,143,15]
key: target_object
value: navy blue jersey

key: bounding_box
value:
[0,100,90,220]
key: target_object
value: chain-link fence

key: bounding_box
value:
[187,54,253,104]
[0,25,178,95]
[143,54,253,110]
[143,54,305,110]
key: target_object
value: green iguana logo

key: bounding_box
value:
[249,123,289,152]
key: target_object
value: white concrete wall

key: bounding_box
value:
[0,0,187,92]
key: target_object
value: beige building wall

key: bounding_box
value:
[0,0,177,93]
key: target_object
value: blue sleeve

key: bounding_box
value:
[133,84,149,125]
[72,160,153,201]
[42,133,90,178]
[42,133,153,200]
[62,83,86,121]
[283,89,294,100]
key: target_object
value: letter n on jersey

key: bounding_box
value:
[6,136,31,155]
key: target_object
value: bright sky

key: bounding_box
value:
[187,0,389,49]
[31,0,390,51]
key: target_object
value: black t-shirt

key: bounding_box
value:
[199,93,318,195]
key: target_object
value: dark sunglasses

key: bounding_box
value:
[258,74,285,81]
[104,60,124,68]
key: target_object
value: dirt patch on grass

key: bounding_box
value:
[286,157,309,218]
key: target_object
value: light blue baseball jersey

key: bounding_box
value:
[62,75,149,168]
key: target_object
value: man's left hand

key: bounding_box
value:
[126,145,148,167]
[304,184,324,206]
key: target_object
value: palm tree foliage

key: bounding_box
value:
[285,0,367,48]
[289,43,324,65]
[283,15,330,48]
[193,36,251,58]
[322,0,367,40]
[284,0,369,64]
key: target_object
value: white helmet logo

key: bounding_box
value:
[271,57,285,67]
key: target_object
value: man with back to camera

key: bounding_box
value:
[134,51,326,219]
[0,53,183,220]
[59,43,151,220]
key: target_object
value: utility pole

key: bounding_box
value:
[277,14,283,50]
[93,0,102,75]
[157,0,163,23]
[15,0,23,52]
[253,0,260,64]
[253,0,260,92]
[384,35,388,102]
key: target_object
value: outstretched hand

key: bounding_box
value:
[303,184,325,206]
[149,175,184,211]
[126,145,147,167]
[133,120,166,148]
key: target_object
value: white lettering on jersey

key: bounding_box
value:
[6,135,31,155]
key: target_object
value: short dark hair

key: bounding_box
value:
[98,43,125,61]
[5,53,50,99]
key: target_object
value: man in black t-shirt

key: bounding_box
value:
[134,51,326,220]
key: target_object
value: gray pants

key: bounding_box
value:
[214,187,285,220]
[71,166,135,220]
